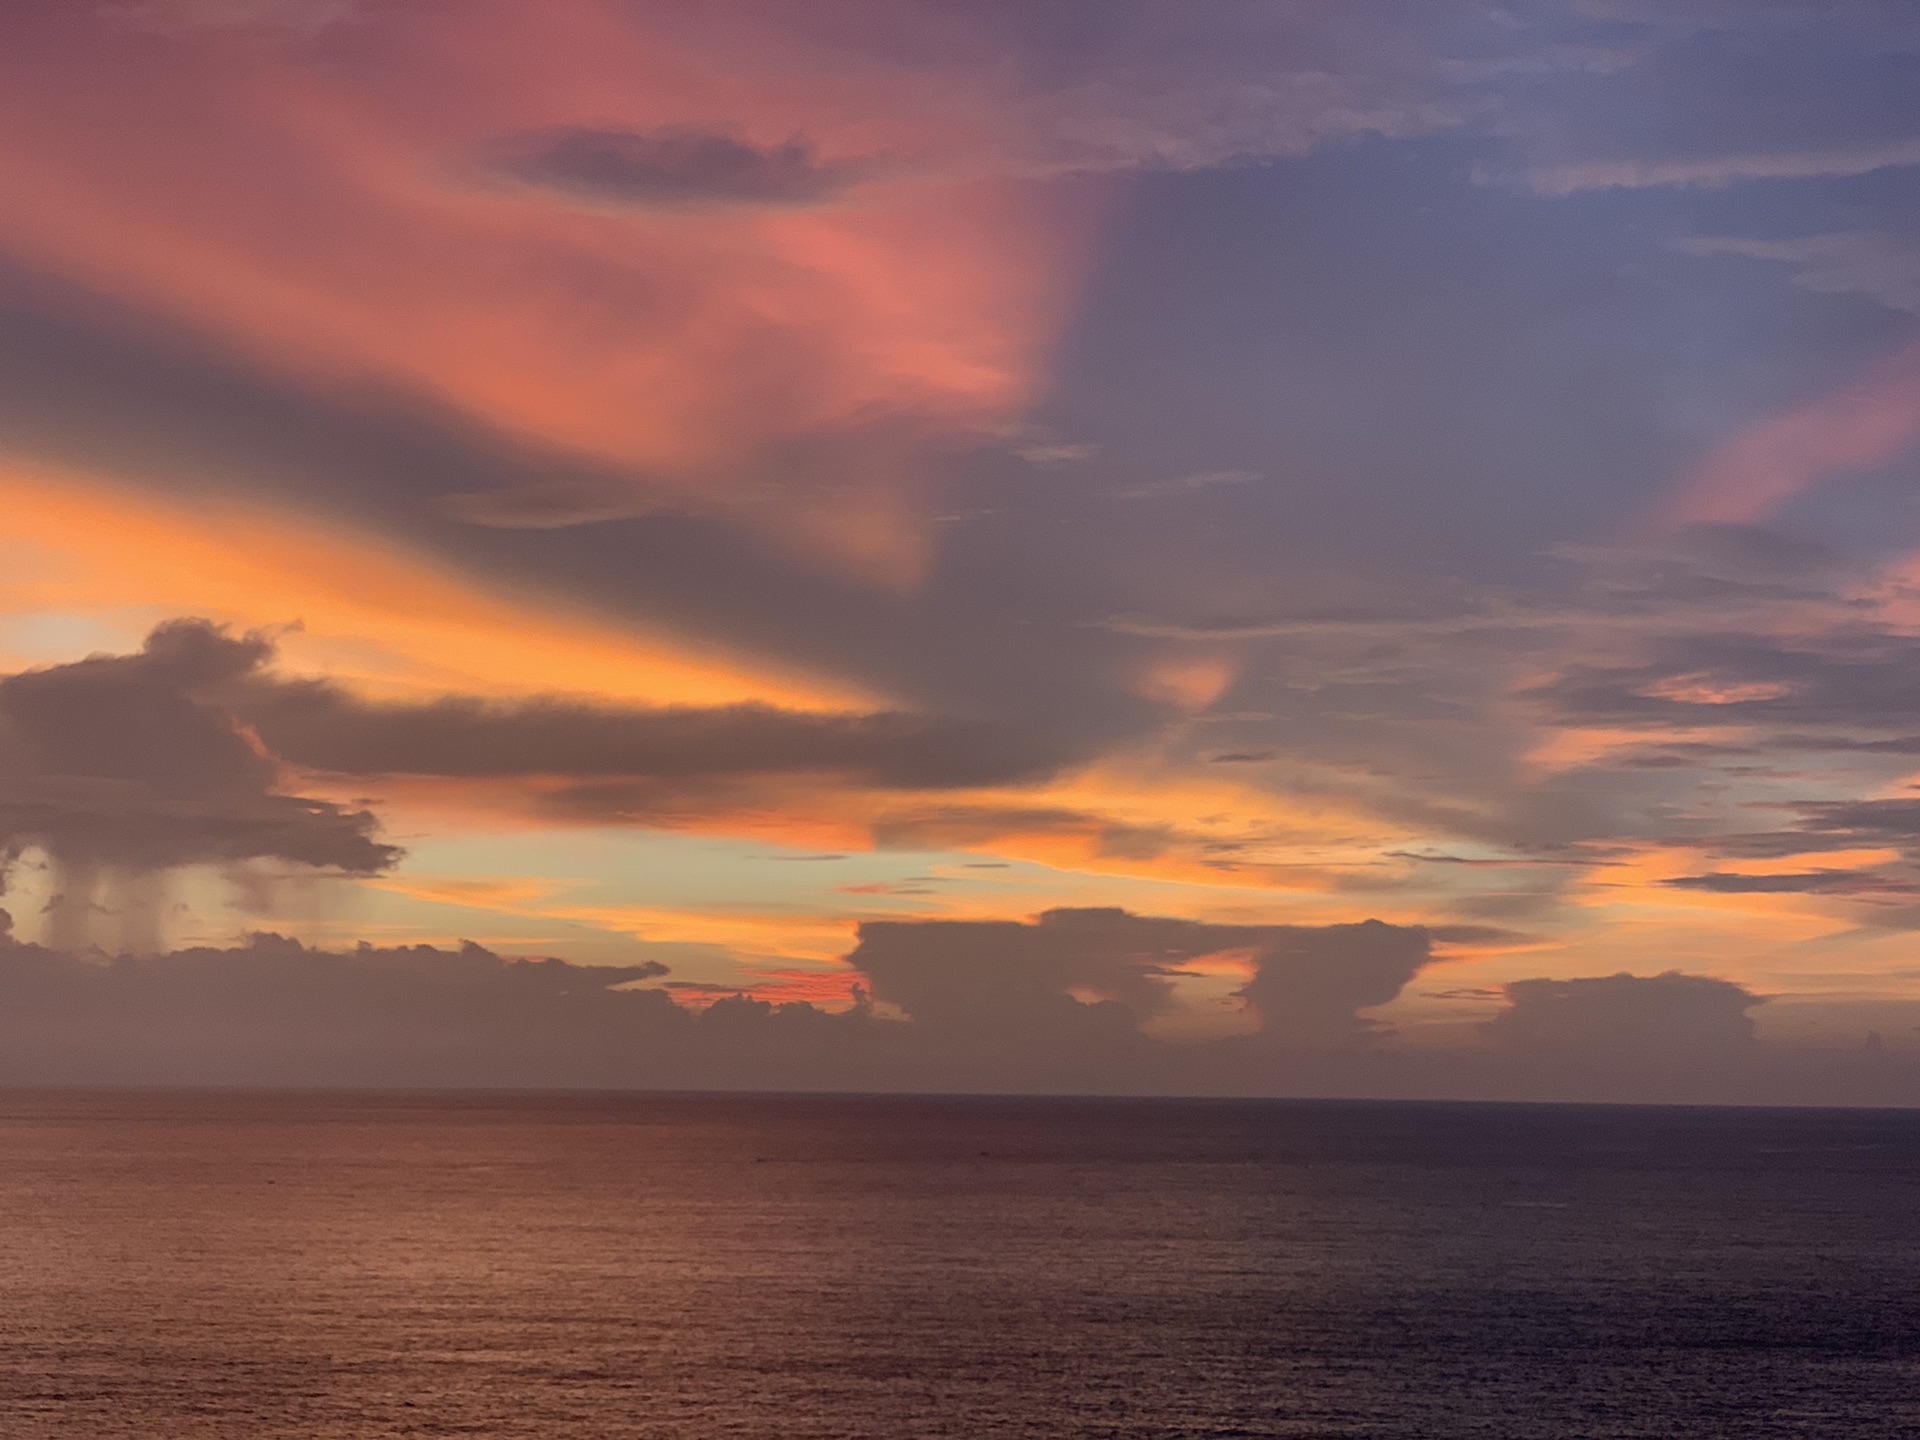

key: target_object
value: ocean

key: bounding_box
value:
[0,1091,1915,1437]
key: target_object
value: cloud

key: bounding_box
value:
[0,620,397,948]
[230,669,1066,791]
[1486,971,1764,1057]
[11,616,1072,799]
[483,126,857,211]
[1014,441,1099,464]
[849,907,1430,1050]
[1661,869,1913,895]
[0,911,1428,1091]
[1505,136,1920,196]
[864,805,1177,860]
[0,922,1910,1103]
[438,479,671,530]
[1528,629,1920,733]
[1114,470,1262,501]
[1674,231,1920,315]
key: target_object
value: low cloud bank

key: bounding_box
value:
[0,910,1910,1104]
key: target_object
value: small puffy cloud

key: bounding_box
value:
[483,126,856,210]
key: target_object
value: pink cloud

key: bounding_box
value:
[1652,339,1920,531]
[0,2,1109,584]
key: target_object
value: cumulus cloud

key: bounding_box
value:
[482,126,857,211]
[0,620,397,948]
[0,905,1434,1090]
[1486,971,1763,1057]
[850,907,1430,1050]
[0,921,1909,1103]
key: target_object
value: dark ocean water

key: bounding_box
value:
[0,1093,1917,1438]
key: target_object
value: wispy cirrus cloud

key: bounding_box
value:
[1498,135,1920,196]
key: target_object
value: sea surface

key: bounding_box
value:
[0,1091,1916,1438]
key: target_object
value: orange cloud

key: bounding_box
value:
[0,3,1106,584]
[0,463,865,710]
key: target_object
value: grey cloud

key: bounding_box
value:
[439,480,672,530]
[0,621,398,947]
[1527,632,1920,731]
[1486,971,1763,1057]
[233,676,1065,791]
[1506,136,1920,196]
[43,618,1069,796]
[0,263,1161,751]
[1426,924,1532,946]
[850,907,1430,1051]
[484,126,855,211]
[0,620,1094,949]
[1661,869,1913,895]
[1464,970,1792,1104]
[0,923,1913,1103]
[1795,799,1920,848]
[1675,231,1920,316]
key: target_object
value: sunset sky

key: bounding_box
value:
[7,0,1920,1086]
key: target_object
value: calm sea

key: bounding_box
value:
[0,1091,1916,1438]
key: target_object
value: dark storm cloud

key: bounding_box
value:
[0,620,397,880]
[850,907,1430,1049]
[483,126,855,210]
